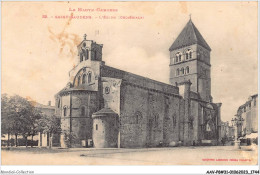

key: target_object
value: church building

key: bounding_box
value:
[55,19,222,148]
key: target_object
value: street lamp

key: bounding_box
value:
[231,116,244,149]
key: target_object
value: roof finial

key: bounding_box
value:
[84,34,87,40]
[189,14,192,20]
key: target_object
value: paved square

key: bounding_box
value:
[1,146,258,165]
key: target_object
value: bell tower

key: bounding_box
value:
[169,19,212,102]
[77,34,103,65]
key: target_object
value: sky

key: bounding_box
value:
[1,1,258,123]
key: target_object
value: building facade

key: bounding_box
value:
[220,121,234,141]
[35,101,56,147]
[55,19,222,148]
[236,94,258,137]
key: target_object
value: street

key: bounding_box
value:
[1,145,258,165]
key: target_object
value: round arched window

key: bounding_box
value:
[81,106,85,116]
[185,49,192,60]
[176,68,180,76]
[181,68,184,75]
[185,66,189,74]
[63,107,67,117]
[105,87,110,94]
[88,72,92,83]
[82,74,87,84]
[176,52,182,62]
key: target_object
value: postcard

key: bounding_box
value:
[1,1,258,174]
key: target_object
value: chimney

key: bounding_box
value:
[48,101,51,106]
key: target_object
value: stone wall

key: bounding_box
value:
[92,114,119,148]
[58,91,98,147]
[91,42,103,61]
[119,82,181,148]
[102,77,121,114]
[190,99,199,143]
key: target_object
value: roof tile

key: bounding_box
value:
[169,19,211,51]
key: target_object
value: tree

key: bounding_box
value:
[63,130,79,148]
[10,95,34,147]
[1,94,40,147]
[36,114,61,148]
[1,94,25,147]
[28,107,42,147]
[1,94,12,147]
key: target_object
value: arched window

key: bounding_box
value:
[176,52,182,62]
[80,53,83,62]
[63,107,67,117]
[154,114,159,126]
[88,72,91,83]
[81,106,85,116]
[78,76,81,86]
[181,68,184,75]
[185,66,189,74]
[105,87,110,94]
[82,74,86,84]
[185,49,193,60]
[172,115,176,127]
[175,56,178,63]
[134,111,142,124]
[176,68,180,76]
[190,118,194,129]
[84,49,89,60]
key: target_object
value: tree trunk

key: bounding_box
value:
[31,135,34,147]
[7,132,10,148]
[49,133,52,149]
[15,134,18,147]
[25,137,28,148]
[39,132,42,148]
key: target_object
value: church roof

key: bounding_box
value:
[92,108,118,118]
[169,19,211,51]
